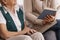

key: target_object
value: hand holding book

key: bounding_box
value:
[38,8,56,19]
[42,15,55,25]
[38,8,56,25]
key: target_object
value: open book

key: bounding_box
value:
[38,8,56,19]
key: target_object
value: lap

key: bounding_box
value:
[55,30,60,40]
[31,32,45,40]
[6,35,32,40]
[50,20,60,30]
[43,30,57,40]
[6,32,44,40]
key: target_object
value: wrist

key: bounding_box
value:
[42,20,47,25]
[18,31,26,35]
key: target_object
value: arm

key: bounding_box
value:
[0,24,27,39]
[24,0,43,25]
[25,12,43,25]
[0,11,27,39]
[0,22,36,39]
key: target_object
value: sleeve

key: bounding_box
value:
[21,1,44,25]
[25,12,43,25]
[33,0,43,13]
[0,11,6,24]
[55,9,60,19]
[54,0,60,9]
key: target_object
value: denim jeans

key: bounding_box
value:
[49,19,60,40]
[50,20,60,30]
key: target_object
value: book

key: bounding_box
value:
[39,20,57,33]
[38,8,56,19]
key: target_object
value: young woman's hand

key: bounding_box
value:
[43,15,55,24]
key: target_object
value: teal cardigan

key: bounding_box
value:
[0,6,24,32]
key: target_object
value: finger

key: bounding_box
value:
[50,15,55,21]
[47,15,51,19]
[49,15,54,18]
[27,31,31,35]
[44,17,50,23]
[47,15,53,22]
[43,18,48,22]
[44,17,48,20]
[30,29,34,34]
[33,29,37,33]
[45,17,50,22]
[45,15,50,20]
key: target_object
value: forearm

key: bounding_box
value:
[26,13,43,25]
[0,24,26,39]
[25,12,37,24]
[1,30,26,39]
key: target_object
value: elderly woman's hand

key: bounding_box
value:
[22,27,37,35]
